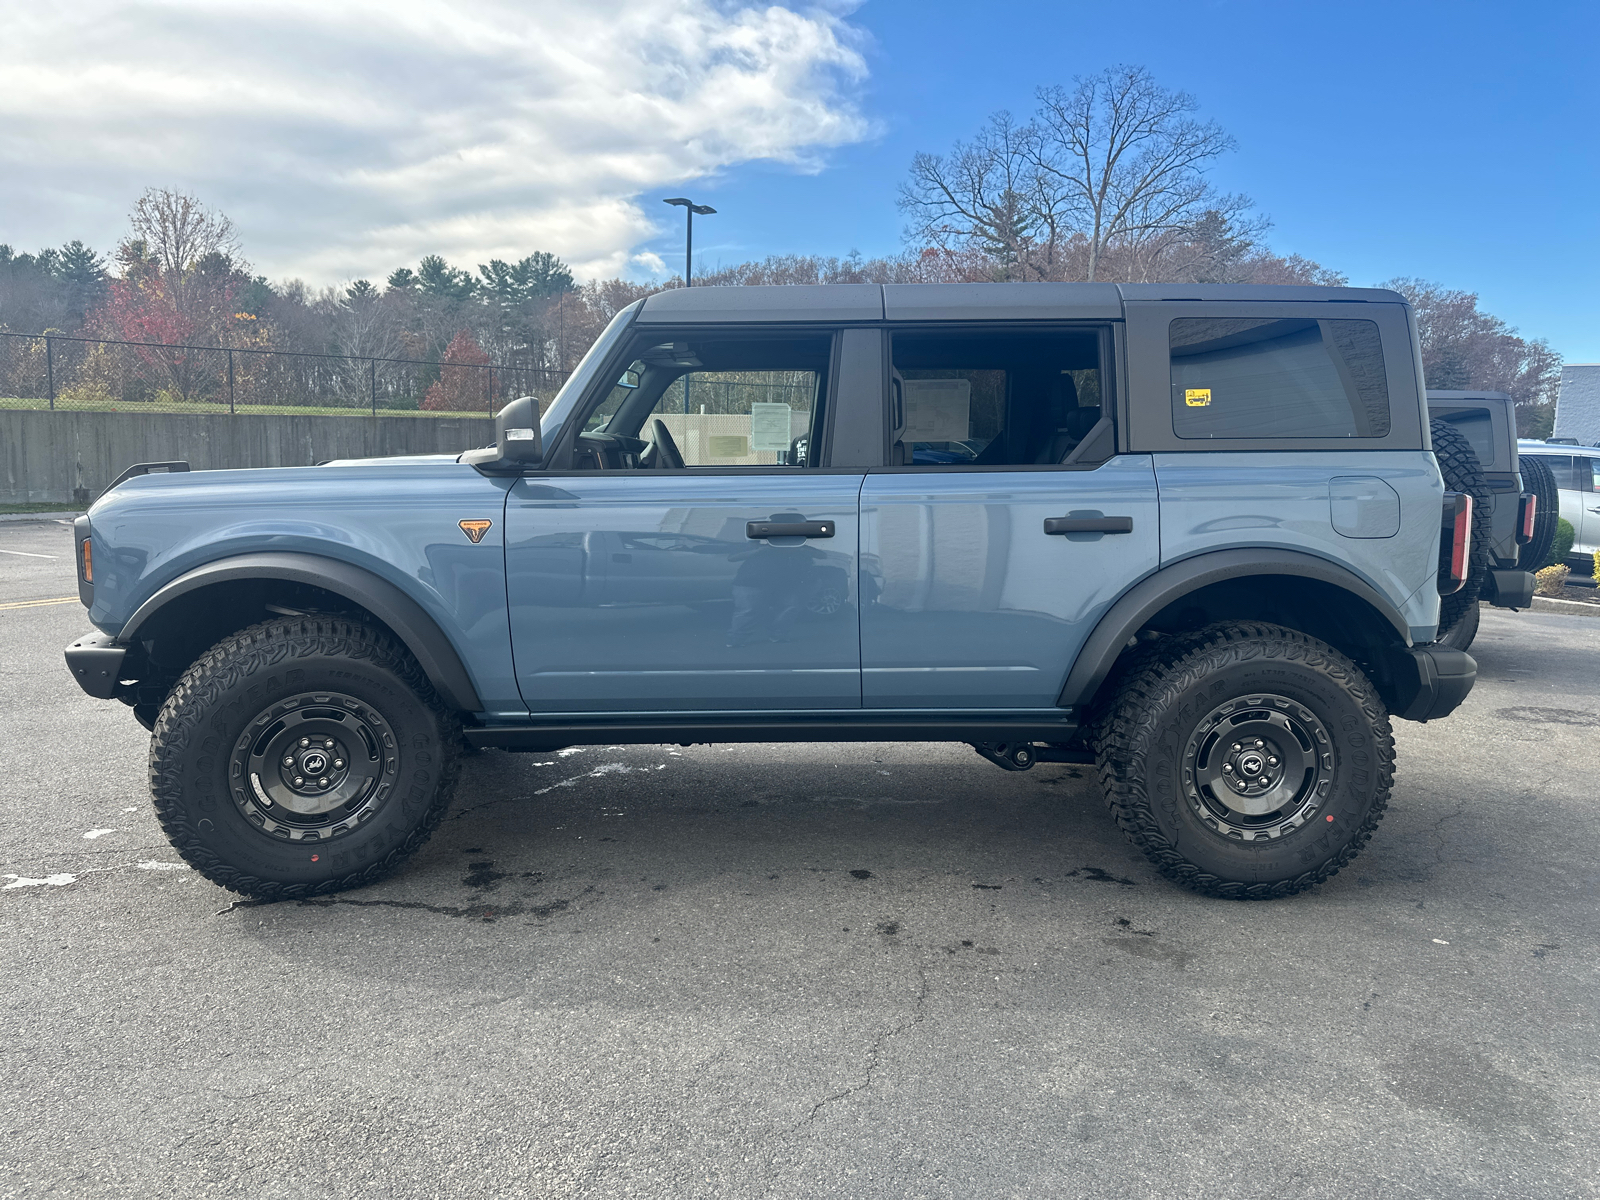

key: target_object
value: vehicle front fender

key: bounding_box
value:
[121,552,484,713]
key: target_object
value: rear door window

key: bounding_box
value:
[1169,317,1390,439]
[889,328,1107,466]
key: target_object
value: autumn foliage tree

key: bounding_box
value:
[90,190,255,400]
[421,329,493,412]
[1380,277,1562,434]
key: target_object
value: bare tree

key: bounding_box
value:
[898,112,1064,279]
[1030,66,1238,281]
[1381,277,1562,429]
[129,188,240,312]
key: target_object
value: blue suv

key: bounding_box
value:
[65,283,1476,900]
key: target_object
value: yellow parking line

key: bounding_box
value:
[0,596,79,610]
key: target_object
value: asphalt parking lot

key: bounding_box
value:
[3,516,1598,1199]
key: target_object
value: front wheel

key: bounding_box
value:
[1095,623,1395,899]
[149,618,461,899]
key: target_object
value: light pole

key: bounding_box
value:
[662,197,716,286]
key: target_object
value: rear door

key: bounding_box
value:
[858,324,1161,709]
[1576,454,1600,557]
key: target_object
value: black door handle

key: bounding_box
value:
[1043,515,1133,535]
[747,520,834,540]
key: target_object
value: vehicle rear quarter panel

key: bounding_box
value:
[85,464,519,712]
[1154,451,1443,640]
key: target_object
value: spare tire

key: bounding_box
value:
[1517,453,1560,571]
[1430,418,1494,639]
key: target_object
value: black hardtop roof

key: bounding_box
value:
[636,282,1407,324]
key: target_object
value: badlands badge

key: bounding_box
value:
[458,519,492,544]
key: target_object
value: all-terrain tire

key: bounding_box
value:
[1517,453,1560,571]
[149,618,461,900]
[1094,622,1395,900]
[1430,418,1494,638]
[1435,597,1480,651]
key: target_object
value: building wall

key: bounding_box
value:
[0,410,493,504]
[1553,365,1600,445]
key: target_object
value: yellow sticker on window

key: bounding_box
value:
[1184,388,1212,407]
[708,435,749,458]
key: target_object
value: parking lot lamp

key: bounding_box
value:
[662,198,716,286]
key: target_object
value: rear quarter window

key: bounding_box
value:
[1170,317,1390,439]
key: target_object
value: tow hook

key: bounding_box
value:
[972,742,1036,771]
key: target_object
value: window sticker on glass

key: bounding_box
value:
[708,434,749,458]
[1185,388,1211,407]
[902,378,971,442]
[749,402,792,452]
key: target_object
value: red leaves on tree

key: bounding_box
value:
[421,329,494,412]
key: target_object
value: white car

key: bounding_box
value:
[1518,441,1600,563]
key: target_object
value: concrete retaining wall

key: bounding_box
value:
[0,409,494,504]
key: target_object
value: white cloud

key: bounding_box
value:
[0,0,870,283]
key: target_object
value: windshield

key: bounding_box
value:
[538,300,643,440]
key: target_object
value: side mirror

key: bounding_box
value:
[496,396,543,464]
[617,368,641,389]
[462,396,542,474]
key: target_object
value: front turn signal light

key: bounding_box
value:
[81,539,93,583]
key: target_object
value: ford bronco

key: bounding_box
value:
[65,283,1477,900]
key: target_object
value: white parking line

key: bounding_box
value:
[0,548,58,559]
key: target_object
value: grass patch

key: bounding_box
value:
[0,396,491,419]
[0,502,82,514]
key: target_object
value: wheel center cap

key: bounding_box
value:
[301,750,328,775]
[1238,752,1264,776]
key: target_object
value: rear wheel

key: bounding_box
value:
[1436,598,1480,650]
[1095,623,1394,899]
[1517,453,1560,571]
[149,618,461,899]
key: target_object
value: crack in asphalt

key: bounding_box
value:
[800,962,931,1126]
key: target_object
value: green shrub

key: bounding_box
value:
[1545,518,1575,567]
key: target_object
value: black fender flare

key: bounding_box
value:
[120,552,484,713]
[1057,548,1413,711]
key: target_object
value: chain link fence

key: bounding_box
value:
[0,331,569,417]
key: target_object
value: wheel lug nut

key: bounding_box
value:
[325,739,334,748]
[1268,756,1278,766]
[284,756,294,766]
[318,777,329,787]
[1222,763,1233,773]
[333,759,344,769]
[1258,777,1269,786]
[293,776,304,786]
[1231,743,1241,753]
[300,738,310,747]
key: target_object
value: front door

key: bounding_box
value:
[859,325,1161,709]
[506,329,864,712]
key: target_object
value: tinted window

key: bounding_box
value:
[1170,317,1389,439]
[648,368,820,466]
[1434,408,1496,469]
[890,329,1106,466]
[584,334,830,468]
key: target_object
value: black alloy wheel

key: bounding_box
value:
[149,618,460,899]
[1095,622,1394,899]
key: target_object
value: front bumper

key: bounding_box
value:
[65,631,127,699]
[1389,643,1476,722]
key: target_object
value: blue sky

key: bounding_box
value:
[6,0,1596,360]
[642,0,1600,360]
